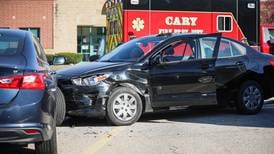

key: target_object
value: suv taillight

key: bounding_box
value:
[0,73,45,90]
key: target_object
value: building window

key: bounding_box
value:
[217,16,232,32]
[19,28,40,39]
[77,26,106,61]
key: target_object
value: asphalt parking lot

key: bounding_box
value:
[3,101,274,154]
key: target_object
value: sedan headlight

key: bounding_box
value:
[72,73,112,86]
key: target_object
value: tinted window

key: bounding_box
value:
[231,41,246,56]
[99,36,162,62]
[161,39,197,63]
[33,36,48,66]
[218,39,233,57]
[0,34,23,56]
[199,37,217,59]
[218,39,246,58]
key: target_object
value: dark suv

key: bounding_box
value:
[0,29,58,153]
[57,33,274,126]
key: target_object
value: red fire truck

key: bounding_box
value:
[104,0,274,54]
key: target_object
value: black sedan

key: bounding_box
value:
[57,33,274,126]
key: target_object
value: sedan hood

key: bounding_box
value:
[57,62,131,78]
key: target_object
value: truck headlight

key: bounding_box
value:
[72,73,112,86]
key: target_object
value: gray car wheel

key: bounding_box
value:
[237,80,264,114]
[106,87,143,126]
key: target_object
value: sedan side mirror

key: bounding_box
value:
[89,55,100,62]
[52,56,66,65]
[267,38,274,45]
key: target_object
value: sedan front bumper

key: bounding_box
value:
[58,79,110,117]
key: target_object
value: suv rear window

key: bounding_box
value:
[0,34,23,56]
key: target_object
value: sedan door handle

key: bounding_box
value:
[236,61,244,66]
[201,63,213,70]
[235,61,246,72]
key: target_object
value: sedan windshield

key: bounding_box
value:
[99,36,162,62]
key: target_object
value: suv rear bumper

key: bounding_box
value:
[0,123,53,144]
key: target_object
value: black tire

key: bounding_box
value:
[106,87,143,126]
[236,80,264,114]
[35,125,57,154]
[56,87,66,126]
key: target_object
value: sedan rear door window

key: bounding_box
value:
[231,41,246,56]
[218,39,246,58]
[218,39,233,58]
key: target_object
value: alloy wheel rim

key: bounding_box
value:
[112,93,137,121]
[243,85,262,110]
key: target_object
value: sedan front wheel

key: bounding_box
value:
[106,87,143,126]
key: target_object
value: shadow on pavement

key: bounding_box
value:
[0,144,35,154]
[139,103,274,128]
[60,116,110,127]
[60,101,274,128]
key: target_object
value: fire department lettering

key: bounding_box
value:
[165,17,198,26]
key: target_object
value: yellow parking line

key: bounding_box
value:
[82,126,126,154]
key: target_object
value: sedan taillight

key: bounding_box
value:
[269,60,274,67]
[0,73,45,90]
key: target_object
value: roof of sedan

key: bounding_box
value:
[0,29,28,38]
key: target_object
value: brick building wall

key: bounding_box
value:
[0,0,54,49]
[53,0,106,53]
[261,0,274,24]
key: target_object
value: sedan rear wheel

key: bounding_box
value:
[107,87,143,126]
[237,80,264,114]
[35,124,57,154]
